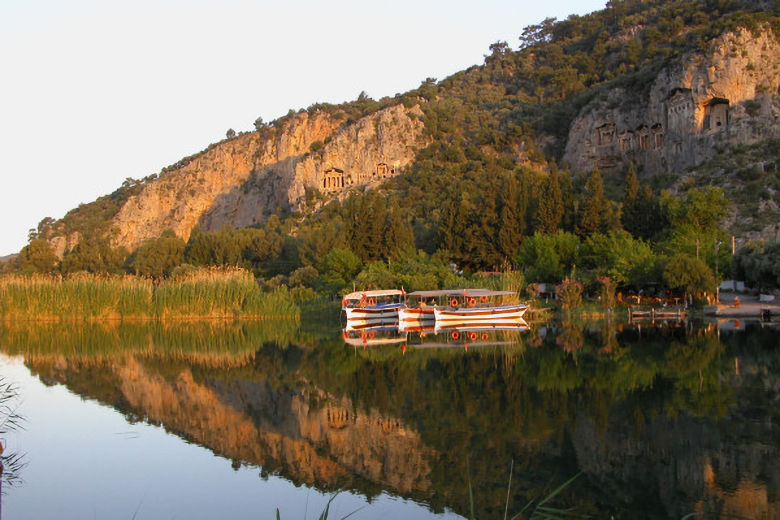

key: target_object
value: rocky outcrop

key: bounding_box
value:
[110,104,425,251]
[563,28,780,175]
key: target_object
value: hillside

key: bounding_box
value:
[18,0,780,284]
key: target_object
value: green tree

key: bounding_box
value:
[536,169,564,233]
[18,238,58,274]
[663,254,716,300]
[321,248,362,292]
[127,232,186,280]
[578,168,607,236]
[580,231,659,288]
[60,236,127,275]
[516,231,580,282]
[496,175,525,264]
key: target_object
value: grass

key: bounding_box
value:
[0,267,300,321]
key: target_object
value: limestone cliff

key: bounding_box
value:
[563,28,780,175]
[110,104,425,251]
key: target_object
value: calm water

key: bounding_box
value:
[0,317,777,519]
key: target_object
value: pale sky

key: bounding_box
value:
[0,0,606,256]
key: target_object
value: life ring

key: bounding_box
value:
[467,297,476,307]
[451,331,460,340]
[468,331,478,341]
[450,298,459,307]
[368,298,376,306]
[480,295,489,303]
[368,331,375,339]
[481,333,489,340]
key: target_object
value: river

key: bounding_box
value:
[0,317,777,519]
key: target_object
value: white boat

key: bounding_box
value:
[342,289,404,321]
[399,289,493,330]
[431,289,527,327]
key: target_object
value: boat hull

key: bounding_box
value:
[344,304,401,322]
[398,307,434,331]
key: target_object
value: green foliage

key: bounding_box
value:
[733,240,780,290]
[127,231,186,280]
[577,168,607,236]
[60,236,128,275]
[320,248,362,292]
[18,238,58,274]
[580,231,659,287]
[516,231,580,282]
[536,169,564,234]
[663,253,716,297]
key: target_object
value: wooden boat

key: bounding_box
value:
[399,289,497,330]
[432,289,527,327]
[342,289,404,321]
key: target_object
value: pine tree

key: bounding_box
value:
[578,168,606,236]
[496,175,524,264]
[621,163,642,236]
[559,168,575,232]
[536,168,563,233]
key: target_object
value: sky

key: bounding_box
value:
[0,0,606,256]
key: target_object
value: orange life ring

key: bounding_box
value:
[451,331,460,340]
[480,295,488,303]
[481,333,489,340]
[450,298,459,307]
[467,297,476,307]
[468,331,478,341]
[368,331,375,339]
[368,298,376,306]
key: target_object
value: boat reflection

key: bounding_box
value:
[342,320,530,350]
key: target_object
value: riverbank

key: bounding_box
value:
[705,293,780,319]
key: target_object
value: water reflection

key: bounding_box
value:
[0,318,777,519]
[0,376,25,518]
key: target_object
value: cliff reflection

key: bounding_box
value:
[0,319,777,519]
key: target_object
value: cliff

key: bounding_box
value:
[107,104,425,252]
[563,28,780,175]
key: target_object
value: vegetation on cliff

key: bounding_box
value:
[5,0,780,300]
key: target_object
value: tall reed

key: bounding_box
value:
[0,267,300,321]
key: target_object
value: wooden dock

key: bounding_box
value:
[628,307,686,322]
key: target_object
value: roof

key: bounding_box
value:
[343,289,403,300]
[407,289,516,297]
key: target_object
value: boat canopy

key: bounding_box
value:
[343,289,404,300]
[406,289,516,298]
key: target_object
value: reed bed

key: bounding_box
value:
[0,268,300,321]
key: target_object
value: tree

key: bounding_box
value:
[253,117,265,132]
[321,248,362,292]
[578,168,607,236]
[18,238,58,273]
[226,128,236,139]
[496,175,524,264]
[580,231,659,288]
[559,169,575,232]
[127,231,186,280]
[60,236,127,275]
[516,231,580,282]
[536,169,563,233]
[663,254,716,300]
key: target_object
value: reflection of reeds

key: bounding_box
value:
[0,268,300,321]
[0,320,300,365]
[0,376,26,494]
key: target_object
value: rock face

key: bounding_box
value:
[563,28,780,175]
[111,104,425,251]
